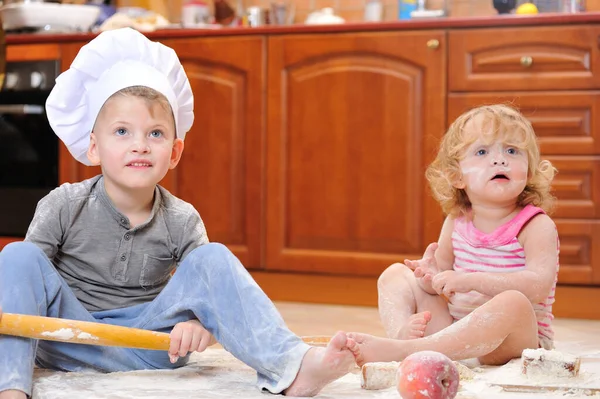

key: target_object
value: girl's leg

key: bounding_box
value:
[349,290,538,366]
[126,243,354,396]
[0,242,151,397]
[378,263,453,339]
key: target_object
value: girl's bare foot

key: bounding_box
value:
[347,332,406,367]
[397,311,432,339]
[0,390,27,399]
[284,331,356,397]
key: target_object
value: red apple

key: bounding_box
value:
[396,351,459,399]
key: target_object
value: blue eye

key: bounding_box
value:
[150,130,163,138]
[476,149,487,156]
[507,147,518,155]
[115,128,127,136]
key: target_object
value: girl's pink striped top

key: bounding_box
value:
[447,204,559,350]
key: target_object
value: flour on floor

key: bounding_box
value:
[33,343,600,399]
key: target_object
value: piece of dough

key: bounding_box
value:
[522,348,581,378]
[360,361,400,390]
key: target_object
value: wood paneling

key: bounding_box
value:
[6,44,59,62]
[266,31,446,276]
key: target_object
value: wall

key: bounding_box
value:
[121,0,600,25]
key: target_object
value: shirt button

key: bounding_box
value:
[121,218,127,224]
[120,255,127,261]
[124,233,131,241]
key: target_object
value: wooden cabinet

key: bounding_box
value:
[265,31,446,276]
[9,20,600,317]
[448,26,600,286]
[448,26,600,92]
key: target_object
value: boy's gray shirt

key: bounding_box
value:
[24,175,209,312]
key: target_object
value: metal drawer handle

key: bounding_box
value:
[520,56,533,67]
[427,39,439,49]
[0,104,44,115]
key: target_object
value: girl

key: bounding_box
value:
[347,104,559,367]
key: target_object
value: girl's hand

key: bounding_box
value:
[405,243,439,292]
[431,270,471,298]
[168,320,216,363]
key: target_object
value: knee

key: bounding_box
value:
[184,243,239,274]
[378,263,412,291]
[0,241,46,276]
[0,241,44,263]
[497,290,532,310]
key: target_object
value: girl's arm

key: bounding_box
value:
[434,215,456,272]
[462,214,559,303]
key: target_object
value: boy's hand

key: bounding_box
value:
[404,243,439,294]
[168,319,216,363]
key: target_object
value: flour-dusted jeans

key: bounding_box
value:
[0,242,309,396]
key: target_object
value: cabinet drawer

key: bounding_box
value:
[555,219,600,285]
[448,26,600,92]
[448,92,600,155]
[547,156,600,220]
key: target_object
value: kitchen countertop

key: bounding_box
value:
[6,11,600,45]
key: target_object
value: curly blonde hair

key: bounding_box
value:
[426,104,557,217]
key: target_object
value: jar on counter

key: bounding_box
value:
[182,0,212,27]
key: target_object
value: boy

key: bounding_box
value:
[0,28,355,399]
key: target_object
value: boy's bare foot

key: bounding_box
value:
[0,390,27,399]
[397,311,432,339]
[346,332,405,367]
[284,331,355,397]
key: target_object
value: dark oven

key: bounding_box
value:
[0,60,60,237]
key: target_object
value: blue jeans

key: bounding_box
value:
[0,242,309,396]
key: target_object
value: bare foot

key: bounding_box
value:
[0,390,27,399]
[397,311,432,339]
[284,331,356,397]
[346,332,406,367]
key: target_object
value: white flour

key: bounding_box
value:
[40,329,75,340]
[76,332,99,340]
[32,346,600,399]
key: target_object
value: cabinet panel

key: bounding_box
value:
[555,219,600,285]
[547,156,600,219]
[162,36,265,269]
[449,26,600,91]
[266,31,446,276]
[448,92,600,155]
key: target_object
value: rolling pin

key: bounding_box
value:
[0,313,171,350]
[0,313,333,350]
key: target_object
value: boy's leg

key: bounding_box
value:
[378,263,453,339]
[0,242,148,397]
[128,243,355,395]
[349,290,539,366]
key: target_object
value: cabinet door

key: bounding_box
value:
[555,220,600,285]
[161,36,265,269]
[266,31,446,276]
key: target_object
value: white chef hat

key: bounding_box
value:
[46,27,194,165]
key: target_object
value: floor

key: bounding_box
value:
[32,302,600,398]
